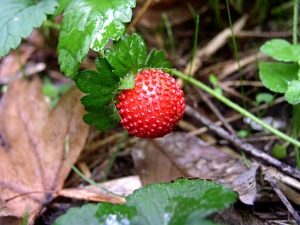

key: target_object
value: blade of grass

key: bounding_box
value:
[102,131,128,182]
[225,0,246,110]
[162,12,177,60]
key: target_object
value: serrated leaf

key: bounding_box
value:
[260,39,300,62]
[0,0,58,56]
[145,50,172,68]
[259,62,298,93]
[58,0,135,78]
[126,178,237,225]
[285,80,300,105]
[76,69,119,95]
[106,33,147,78]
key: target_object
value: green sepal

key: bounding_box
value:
[83,105,120,131]
[105,33,147,78]
[145,49,172,68]
[118,72,135,90]
[75,57,121,130]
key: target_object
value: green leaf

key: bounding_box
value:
[52,0,72,18]
[105,33,147,78]
[255,93,274,104]
[259,62,298,93]
[58,0,135,78]
[53,203,100,225]
[285,80,300,105]
[272,142,288,159]
[260,39,300,62]
[0,0,58,56]
[126,178,237,225]
[54,179,236,225]
[145,50,172,68]
[95,203,136,224]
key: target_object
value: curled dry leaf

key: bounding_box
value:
[0,76,89,224]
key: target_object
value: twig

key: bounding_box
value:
[185,105,300,180]
[127,0,153,33]
[188,96,285,136]
[196,88,236,135]
[264,172,300,224]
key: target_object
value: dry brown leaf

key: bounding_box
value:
[58,175,142,204]
[0,76,89,224]
[132,138,187,185]
[132,132,255,204]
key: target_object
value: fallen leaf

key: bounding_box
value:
[132,132,254,204]
[58,175,142,204]
[0,76,89,224]
[132,138,187,185]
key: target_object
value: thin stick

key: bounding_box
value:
[185,105,300,180]
[188,96,285,136]
[196,88,236,135]
[127,0,153,33]
[265,174,300,224]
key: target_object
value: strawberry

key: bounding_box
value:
[116,69,185,138]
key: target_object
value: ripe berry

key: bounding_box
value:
[116,69,185,138]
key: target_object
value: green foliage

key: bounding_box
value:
[58,0,136,79]
[0,0,58,56]
[54,179,237,225]
[255,93,274,104]
[145,50,172,69]
[272,142,288,159]
[75,33,172,131]
[259,39,300,105]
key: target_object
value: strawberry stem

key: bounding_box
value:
[170,69,300,148]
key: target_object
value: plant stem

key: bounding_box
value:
[170,69,300,148]
[293,0,300,169]
[293,0,299,45]
[293,104,300,169]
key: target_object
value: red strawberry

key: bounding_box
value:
[116,69,185,138]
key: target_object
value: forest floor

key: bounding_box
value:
[1,1,300,225]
